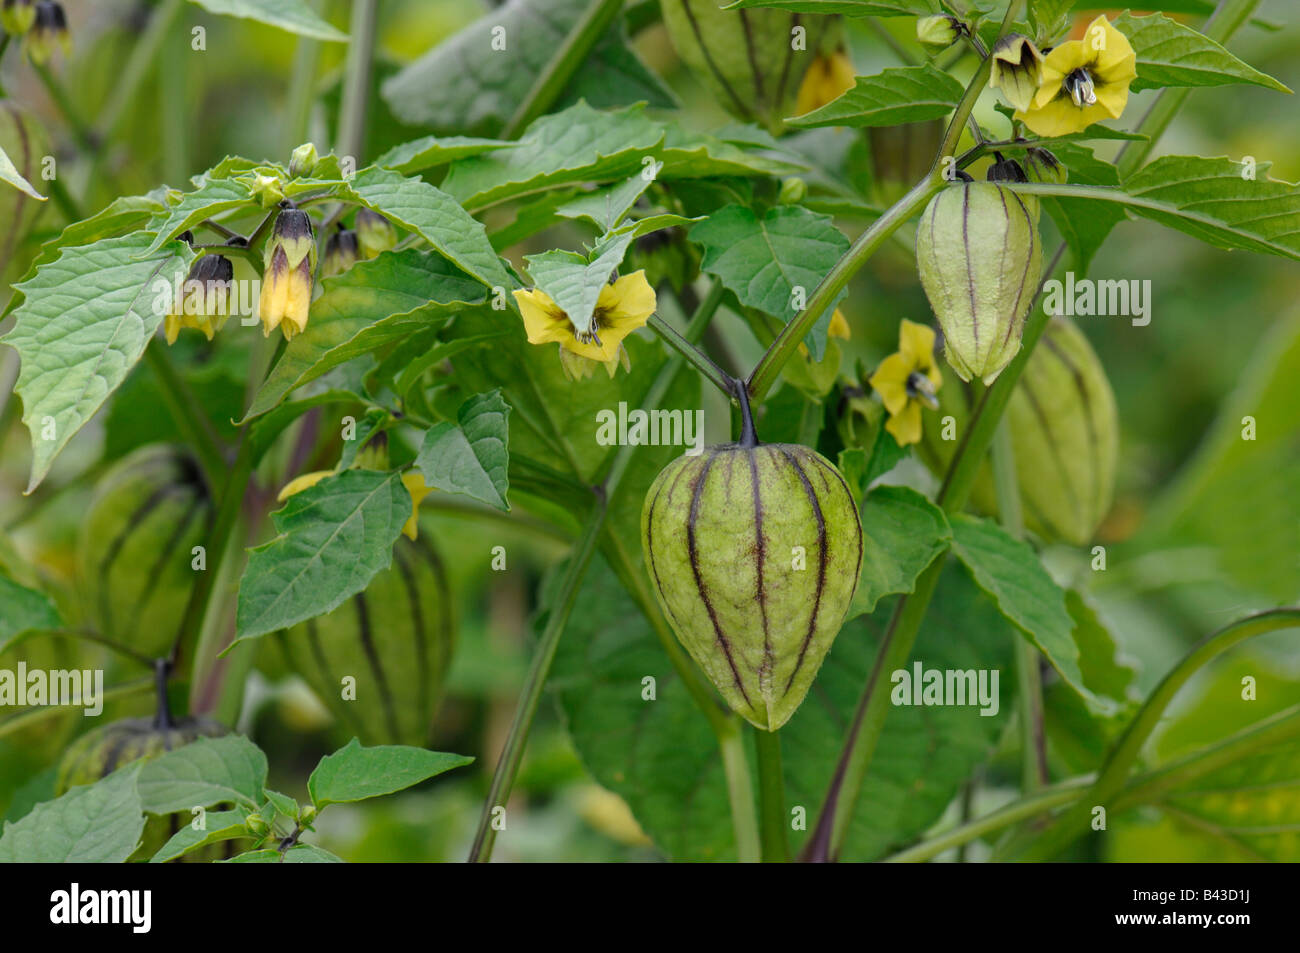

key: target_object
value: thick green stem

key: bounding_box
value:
[503,0,626,139]
[467,497,607,863]
[992,419,1046,793]
[143,340,228,492]
[1002,608,1300,861]
[284,4,324,152]
[648,312,732,401]
[336,0,378,163]
[755,728,789,862]
[719,723,762,863]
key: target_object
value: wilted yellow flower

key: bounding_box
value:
[795,48,856,116]
[1015,15,1136,137]
[989,34,1045,113]
[164,254,234,345]
[513,271,656,380]
[868,319,942,446]
[259,207,315,340]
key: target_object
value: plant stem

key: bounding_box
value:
[992,418,1047,793]
[143,340,228,491]
[467,496,607,863]
[648,313,731,400]
[503,0,626,139]
[718,723,762,863]
[96,0,183,143]
[747,177,942,403]
[336,0,378,163]
[755,728,789,862]
[284,5,324,152]
[160,14,189,186]
[1002,607,1300,861]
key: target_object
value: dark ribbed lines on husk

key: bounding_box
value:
[1018,373,1085,531]
[748,450,774,692]
[390,542,431,727]
[777,447,829,692]
[302,617,368,739]
[1040,327,1102,509]
[680,0,751,120]
[685,450,752,705]
[644,459,695,647]
[1001,190,1038,349]
[353,590,402,743]
[962,185,980,351]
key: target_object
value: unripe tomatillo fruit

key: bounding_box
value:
[916,181,1042,384]
[641,396,862,730]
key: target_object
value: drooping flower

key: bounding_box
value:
[258,207,315,340]
[916,14,960,51]
[988,34,1045,114]
[513,271,656,380]
[794,48,856,116]
[164,253,235,345]
[1,0,37,36]
[322,228,360,277]
[1015,15,1136,138]
[355,209,397,259]
[24,0,68,65]
[868,319,942,446]
[288,141,319,179]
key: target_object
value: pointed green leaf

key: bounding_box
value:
[234,470,411,642]
[1,232,194,491]
[1116,11,1289,93]
[415,390,511,510]
[0,573,63,650]
[187,0,347,41]
[787,64,965,129]
[142,175,253,256]
[848,485,951,619]
[150,809,251,863]
[308,738,473,809]
[0,765,144,863]
[137,735,269,814]
[0,145,44,200]
[373,135,513,175]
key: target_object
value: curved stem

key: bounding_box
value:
[648,313,731,399]
[755,728,789,862]
[503,0,626,139]
[467,495,606,863]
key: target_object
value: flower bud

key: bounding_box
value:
[164,254,235,345]
[777,177,806,205]
[916,182,1042,383]
[244,814,270,838]
[916,14,960,50]
[660,1,845,134]
[2,0,36,36]
[987,153,1034,219]
[355,208,396,258]
[298,804,317,827]
[1024,146,1067,185]
[322,228,359,277]
[24,1,68,66]
[989,34,1045,113]
[288,141,319,178]
[258,207,316,340]
[245,172,286,208]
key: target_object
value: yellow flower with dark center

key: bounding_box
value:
[1015,15,1136,138]
[259,207,315,340]
[513,271,656,380]
[24,1,68,66]
[164,254,234,345]
[868,319,942,446]
[989,34,1045,113]
[794,48,856,116]
[277,469,431,541]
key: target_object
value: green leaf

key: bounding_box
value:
[1011,156,1300,261]
[340,167,514,291]
[245,249,487,418]
[137,735,269,814]
[0,573,63,650]
[554,556,1012,861]
[373,136,513,176]
[0,145,44,200]
[414,390,511,511]
[0,765,144,862]
[658,124,808,179]
[1,232,194,491]
[142,175,252,256]
[1040,142,1125,274]
[441,102,665,211]
[186,0,347,41]
[948,514,1093,702]
[234,470,411,642]
[556,171,659,231]
[150,809,251,863]
[690,204,849,360]
[1116,11,1289,93]
[524,213,694,338]
[848,485,951,619]
[787,64,965,129]
[263,789,299,821]
[307,738,473,809]
[380,0,673,137]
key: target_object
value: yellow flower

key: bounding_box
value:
[1015,15,1136,138]
[795,48,856,116]
[868,319,942,446]
[400,471,432,540]
[164,254,234,345]
[513,271,656,379]
[259,207,316,341]
[989,34,1045,114]
[277,468,430,541]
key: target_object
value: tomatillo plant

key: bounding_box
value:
[0,0,1296,869]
